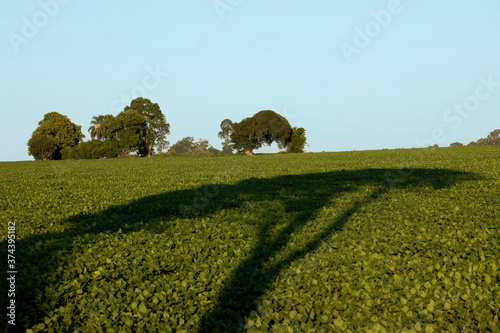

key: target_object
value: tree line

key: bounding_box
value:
[27,97,307,161]
[449,129,500,147]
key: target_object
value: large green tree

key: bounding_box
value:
[114,109,144,151]
[124,97,170,157]
[28,112,84,160]
[220,110,303,155]
[251,110,292,151]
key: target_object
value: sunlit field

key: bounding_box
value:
[1,146,499,332]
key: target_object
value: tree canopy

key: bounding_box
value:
[124,97,170,157]
[288,126,307,153]
[467,129,500,146]
[219,110,306,155]
[487,129,500,145]
[114,109,144,151]
[88,114,115,141]
[77,97,170,158]
[167,137,224,156]
[28,104,309,161]
[27,112,84,160]
[449,142,464,147]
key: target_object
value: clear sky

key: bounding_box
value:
[1,0,500,161]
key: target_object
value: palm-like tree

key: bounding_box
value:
[88,115,115,140]
[88,115,103,140]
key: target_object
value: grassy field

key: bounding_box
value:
[1,146,499,332]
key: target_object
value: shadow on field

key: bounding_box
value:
[0,168,479,332]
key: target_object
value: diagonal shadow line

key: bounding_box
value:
[0,168,479,332]
[197,186,388,332]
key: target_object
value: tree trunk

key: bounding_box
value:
[144,140,152,157]
[146,145,151,157]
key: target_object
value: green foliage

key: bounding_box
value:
[221,110,298,155]
[468,129,500,146]
[168,136,196,154]
[88,115,116,141]
[218,118,234,141]
[124,97,170,157]
[27,133,58,161]
[251,110,292,150]
[288,127,307,153]
[90,140,122,159]
[2,147,500,332]
[61,140,100,160]
[114,109,144,151]
[62,140,128,160]
[79,98,170,159]
[220,138,235,155]
[230,116,263,154]
[487,129,500,145]
[449,142,464,147]
[27,112,84,160]
[168,137,221,156]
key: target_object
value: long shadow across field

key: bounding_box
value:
[0,168,478,332]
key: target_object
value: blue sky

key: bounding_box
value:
[1,0,499,161]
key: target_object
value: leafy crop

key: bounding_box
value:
[1,146,499,332]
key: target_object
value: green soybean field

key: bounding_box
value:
[1,146,499,332]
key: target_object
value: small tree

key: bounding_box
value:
[487,129,500,145]
[169,137,196,154]
[287,127,307,153]
[450,142,464,147]
[27,134,58,161]
[28,112,84,160]
[220,138,234,154]
[168,137,220,155]
[218,119,235,154]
